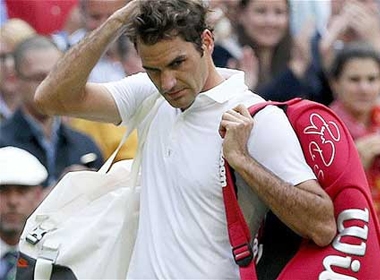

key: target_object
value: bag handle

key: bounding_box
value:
[98,93,162,175]
[129,94,163,187]
[223,100,294,279]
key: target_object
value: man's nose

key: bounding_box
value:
[160,71,176,93]
[6,190,22,206]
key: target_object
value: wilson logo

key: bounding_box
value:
[319,208,369,280]
[219,151,227,187]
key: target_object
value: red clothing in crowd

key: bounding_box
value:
[330,100,380,218]
[5,0,77,35]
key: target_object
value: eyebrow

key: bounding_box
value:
[142,54,186,72]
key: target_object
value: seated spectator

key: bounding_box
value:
[328,42,380,218]
[0,36,104,187]
[320,0,380,71]
[208,0,242,68]
[212,0,317,103]
[0,146,47,280]
[0,19,36,123]
[309,0,380,105]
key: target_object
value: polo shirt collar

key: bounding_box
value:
[198,68,248,103]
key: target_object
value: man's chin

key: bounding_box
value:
[0,223,25,235]
[166,98,193,111]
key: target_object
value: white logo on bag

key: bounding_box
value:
[303,113,341,181]
[219,152,227,187]
[319,208,369,280]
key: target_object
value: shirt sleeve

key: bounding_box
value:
[103,72,158,126]
[249,105,316,185]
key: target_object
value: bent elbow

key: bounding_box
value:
[311,217,337,247]
[34,82,57,116]
[34,83,47,110]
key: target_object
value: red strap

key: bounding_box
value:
[222,158,257,279]
[222,99,300,279]
[222,99,298,279]
[247,99,302,116]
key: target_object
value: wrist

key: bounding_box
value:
[107,13,129,34]
[225,151,252,173]
[110,1,139,26]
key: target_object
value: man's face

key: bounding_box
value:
[82,0,127,31]
[0,185,42,236]
[137,33,213,111]
[17,48,62,107]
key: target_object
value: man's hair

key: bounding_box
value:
[125,0,212,55]
[329,42,380,79]
[13,35,60,76]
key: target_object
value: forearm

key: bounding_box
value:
[231,154,336,246]
[35,7,132,116]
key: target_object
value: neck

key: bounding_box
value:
[203,64,225,92]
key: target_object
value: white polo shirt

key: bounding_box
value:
[105,69,315,279]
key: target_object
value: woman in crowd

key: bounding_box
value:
[329,42,380,218]
[213,0,317,102]
[309,0,380,105]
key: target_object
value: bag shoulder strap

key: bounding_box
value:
[226,97,380,280]
[223,156,257,279]
[98,93,162,174]
[223,98,304,280]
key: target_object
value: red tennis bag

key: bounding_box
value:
[223,98,380,280]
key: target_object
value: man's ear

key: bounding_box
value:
[202,29,214,52]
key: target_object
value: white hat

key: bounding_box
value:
[0,146,48,186]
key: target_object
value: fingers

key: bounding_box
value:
[239,47,259,89]
[218,122,226,138]
[343,1,380,36]
[232,104,252,118]
[221,105,250,121]
[219,104,253,138]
